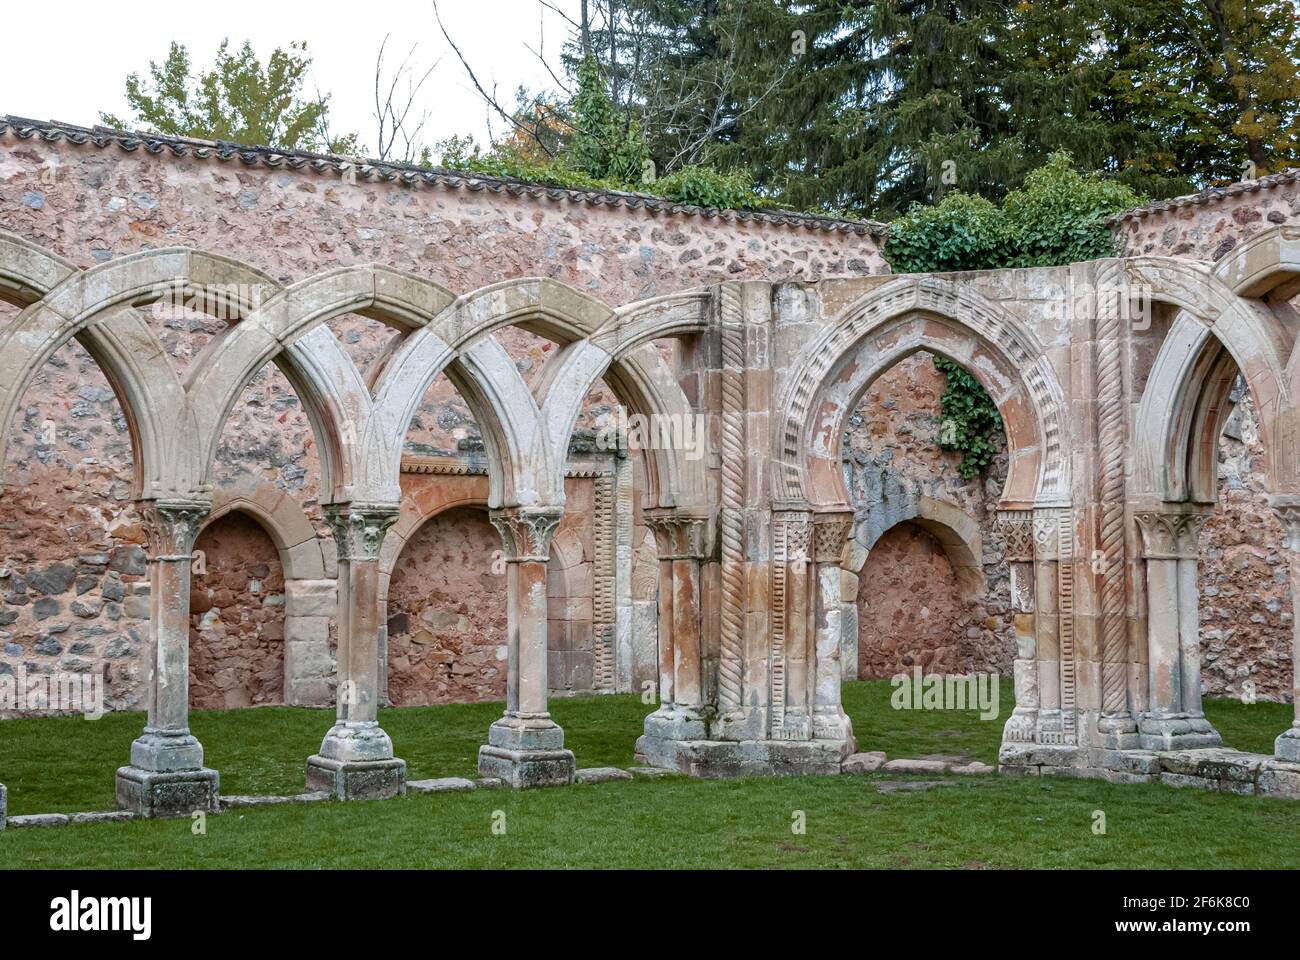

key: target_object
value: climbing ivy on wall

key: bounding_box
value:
[932,355,1004,479]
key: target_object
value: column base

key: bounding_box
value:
[1275,724,1300,763]
[305,755,406,800]
[634,735,851,778]
[477,715,576,788]
[642,706,709,740]
[1098,713,1143,750]
[1139,714,1222,752]
[1002,708,1038,744]
[129,730,206,772]
[116,766,219,818]
[477,745,576,788]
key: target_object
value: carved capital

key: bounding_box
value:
[1134,508,1209,560]
[490,506,564,563]
[812,508,855,564]
[140,499,210,560]
[325,501,400,563]
[644,508,713,560]
[995,510,1035,563]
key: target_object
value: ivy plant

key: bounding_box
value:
[932,355,1004,479]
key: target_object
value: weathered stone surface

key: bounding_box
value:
[882,758,950,774]
[0,783,6,830]
[305,757,406,801]
[70,810,137,823]
[574,766,634,784]
[7,813,70,828]
[841,751,888,774]
[950,761,996,775]
[219,792,330,808]
[115,766,220,819]
[406,777,477,794]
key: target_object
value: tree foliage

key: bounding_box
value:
[101,39,358,153]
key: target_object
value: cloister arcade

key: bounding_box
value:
[2,216,1299,812]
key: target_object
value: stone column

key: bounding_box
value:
[1134,507,1222,750]
[1271,501,1300,761]
[1032,510,1063,743]
[306,501,406,800]
[997,511,1039,744]
[478,506,575,788]
[812,508,855,745]
[640,508,712,742]
[116,498,220,818]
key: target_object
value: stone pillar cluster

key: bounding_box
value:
[1133,507,1222,751]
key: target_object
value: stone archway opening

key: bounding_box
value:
[838,351,1014,687]
[188,509,286,708]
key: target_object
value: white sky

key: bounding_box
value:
[0,0,581,157]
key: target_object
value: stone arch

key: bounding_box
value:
[1129,257,1295,499]
[534,290,712,513]
[843,496,986,600]
[0,235,198,499]
[208,483,334,580]
[775,276,1067,510]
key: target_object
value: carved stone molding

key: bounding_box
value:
[995,509,1035,563]
[773,509,814,562]
[644,508,714,560]
[1032,509,1062,562]
[812,509,855,564]
[1134,508,1210,560]
[325,502,401,563]
[489,506,564,563]
[140,499,211,560]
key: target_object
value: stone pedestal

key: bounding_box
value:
[478,717,575,789]
[308,502,406,800]
[117,500,221,818]
[633,735,850,778]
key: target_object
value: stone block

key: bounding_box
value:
[575,767,633,784]
[70,810,137,824]
[7,813,69,828]
[115,766,220,818]
[882,758,948,774]
[0,783,5,830]
[634,736,848,778]
[220,792,330,808]
[1257,761,1300,799]
[950,761,996,775]
[285,579,337,617]
[407,777,477,794]
[305,756,406,800]
[841,751,887,774]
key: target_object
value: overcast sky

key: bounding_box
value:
[1,0,581,156]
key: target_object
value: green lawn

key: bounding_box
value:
[0,681,1296,869]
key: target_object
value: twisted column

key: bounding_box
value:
[717,285,747,717]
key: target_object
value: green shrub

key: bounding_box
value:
[654,166,769,210]
[884,192,1007,273]
[885,151,1146,273]
[1002,151,1144,267]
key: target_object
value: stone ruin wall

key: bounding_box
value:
[1,122,1296,714]
[0,129,885,713]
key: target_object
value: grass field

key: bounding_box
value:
[0,680,1296,869]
